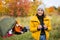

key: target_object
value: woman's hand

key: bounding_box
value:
[20,31,23,34]
[37,25,42,30]
[44,25,48,30]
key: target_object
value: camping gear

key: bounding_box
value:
[0,17,16,37]
[13,23,28,34]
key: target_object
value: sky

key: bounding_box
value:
[30,0,60,8]
[42,0,60,8]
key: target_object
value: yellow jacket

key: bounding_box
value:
[30,16,52,40]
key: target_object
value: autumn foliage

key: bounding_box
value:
[8,0,30,16]
[0,0,59,16]
[0,0,41,16]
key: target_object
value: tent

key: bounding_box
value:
[0,17,16,37]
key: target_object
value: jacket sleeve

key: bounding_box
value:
[30,20,38,32]
[47,19,52,31]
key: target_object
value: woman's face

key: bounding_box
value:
[37,8,44,16]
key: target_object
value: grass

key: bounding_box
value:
[0,32,34,40]
[49,14,60,40]
[0,14,60,40]
[4,32,34,40]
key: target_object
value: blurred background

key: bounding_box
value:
[0,0,60,40]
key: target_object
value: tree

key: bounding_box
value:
[46,7,55,14]
[57,7,60,14]
[28,0,41,16]
[8,0,30,16]
[0,0,42,16]
[0,0,5,16]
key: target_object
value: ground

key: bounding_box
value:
[0,14,60,40]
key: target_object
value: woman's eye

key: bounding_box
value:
[41,10,43,11]
[40,9,43,11]
[38,9,43,11]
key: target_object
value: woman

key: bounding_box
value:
[30,4,52,40]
